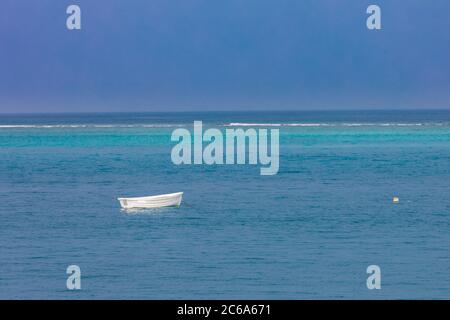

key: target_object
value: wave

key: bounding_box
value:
[226,123,326,127]
[0,122,447,129]
[225,122,438,127]
[0,124,185,129]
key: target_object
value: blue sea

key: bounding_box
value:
[1,110,450,299]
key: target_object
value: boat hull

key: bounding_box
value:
[118,192,183,209]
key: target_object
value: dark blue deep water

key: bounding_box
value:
[1,111,449,299]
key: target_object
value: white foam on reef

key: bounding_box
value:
[226,123,326,127]
[225,122,431,127]
[0,124,184,129]
[0,122,445,129]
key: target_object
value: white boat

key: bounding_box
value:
[118,192,183,209]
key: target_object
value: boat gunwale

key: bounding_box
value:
[117,192,183,202]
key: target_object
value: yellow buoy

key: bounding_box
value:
[393,197,399,203]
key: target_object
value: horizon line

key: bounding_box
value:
[1,108,450,115]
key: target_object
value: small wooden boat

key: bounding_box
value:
[118,192,183,209]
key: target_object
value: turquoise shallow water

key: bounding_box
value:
[0,111,450,299]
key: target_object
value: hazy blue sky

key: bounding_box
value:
[1,0,449,112]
